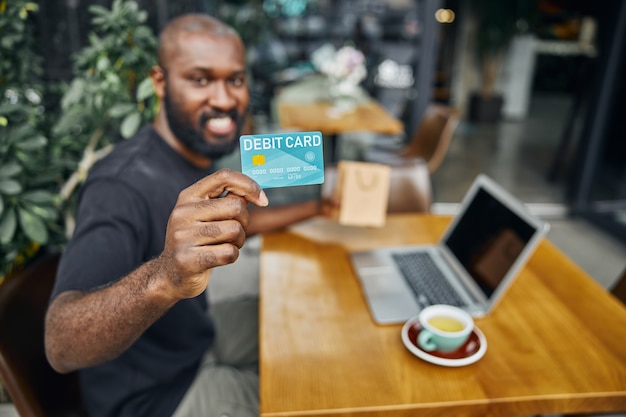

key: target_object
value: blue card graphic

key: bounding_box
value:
[240,131,325,189]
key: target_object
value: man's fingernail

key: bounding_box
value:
[259,190,269,206]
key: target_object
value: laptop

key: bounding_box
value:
[350,174,550,324]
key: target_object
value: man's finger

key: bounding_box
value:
[183,168,268,207]
[176,219,247,249]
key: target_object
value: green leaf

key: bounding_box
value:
[120,111,141,138]
[15,134,47,150]
[0,116,7,126]
[96,55,111,72]
[1,37,13,50]
[7,124,35,143]
[52,107,90,136]
[3,249,18,264]
[24,3,39,12]
[0,162,22,178]
[137,10,148,23]
[17,207,48,244]
[22,190,55,204]
[88,5,111,17]
[21,202,58,221]
[136,77,154,101]
[94,93,104,110]
[61,78,87,109]
[108,103,135,118]
[0,209,17,245]
[0,104,26,115]
[0,179,22,195]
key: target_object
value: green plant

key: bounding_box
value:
[0,0,63,277]
[52,0,158,235]
[472,0,539,98]
[218,0,274,46]
[0,0,158,278]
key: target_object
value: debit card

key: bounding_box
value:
[239,131,324,189]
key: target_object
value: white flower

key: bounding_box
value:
[312,43,367,93]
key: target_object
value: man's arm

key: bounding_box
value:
[247,200,319,236]
[45,169,268,373]
[246,195,339,236]
[45,259,178,373]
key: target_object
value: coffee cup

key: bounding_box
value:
[417,304,474,352]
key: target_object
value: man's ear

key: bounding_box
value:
[150,65,166,99]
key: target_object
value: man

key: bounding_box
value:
[45,13,326,417]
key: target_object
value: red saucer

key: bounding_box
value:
[406,321,482,359]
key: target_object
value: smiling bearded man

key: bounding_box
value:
[45,13,327,417]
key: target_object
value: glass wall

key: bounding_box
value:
[568,0,626,243]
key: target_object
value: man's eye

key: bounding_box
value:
[191,77,209,86]
[231,77,246,87]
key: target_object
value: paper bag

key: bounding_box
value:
[331,161,391,227]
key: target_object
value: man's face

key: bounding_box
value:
[160,31,249,159]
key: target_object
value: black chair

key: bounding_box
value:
[0,252,87,417]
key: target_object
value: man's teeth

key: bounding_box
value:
[208,117,231,129]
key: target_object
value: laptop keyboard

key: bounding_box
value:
[392,251,465,308]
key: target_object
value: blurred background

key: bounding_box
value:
[24,0,626,239]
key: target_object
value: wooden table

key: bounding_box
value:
[275,75,404,161]
[259,214,626,417]
[277,101,404,137]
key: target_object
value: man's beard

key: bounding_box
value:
[163,85,243,160]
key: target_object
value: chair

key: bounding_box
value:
[363,104,460,175]
[611,265,626,304]
[0,252,87,417]
[323,159,432,213]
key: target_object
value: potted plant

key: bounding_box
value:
[468,0,538,122]
[0,0,63,279]
[0,0,157,403]
[51,0,158,236]
[1,0,157,283]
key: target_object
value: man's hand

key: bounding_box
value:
[45,168,267,373]
[319,194,340,219]
[157,168,268,300]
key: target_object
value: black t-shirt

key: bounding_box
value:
[52,125,216,417]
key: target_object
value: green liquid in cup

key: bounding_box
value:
[427,316,465,332]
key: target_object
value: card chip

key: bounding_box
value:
[252,154,265,166]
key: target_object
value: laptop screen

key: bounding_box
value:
[443,187,537,298]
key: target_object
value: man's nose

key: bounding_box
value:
[208,81,236,110]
